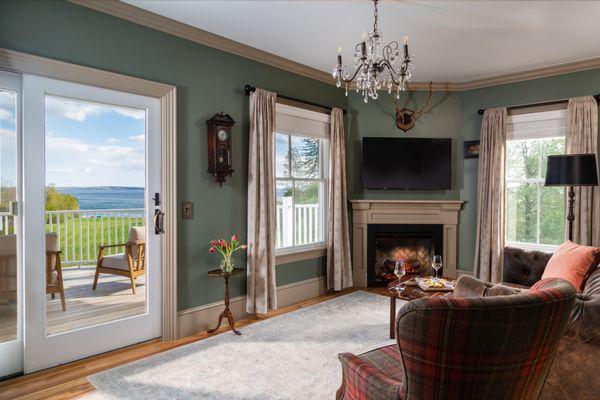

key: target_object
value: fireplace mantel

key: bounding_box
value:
[350,199,464,287]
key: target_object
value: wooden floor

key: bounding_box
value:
[0,287,385,400]
[0,267,145,341]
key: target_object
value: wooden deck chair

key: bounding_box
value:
[0,234,17,307]
[92,227,146,294]
[46,232,66,311]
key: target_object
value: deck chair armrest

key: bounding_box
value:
[99,243,127,250]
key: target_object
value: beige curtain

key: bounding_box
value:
[474,108,507,283]
[327,108,353,291]
[246,88,278,314]
[566,96,600,246]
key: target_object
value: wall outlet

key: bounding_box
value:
[182,201,193,219]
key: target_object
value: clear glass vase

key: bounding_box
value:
[220,256,234,273]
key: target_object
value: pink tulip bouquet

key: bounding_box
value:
[209,234,247,273]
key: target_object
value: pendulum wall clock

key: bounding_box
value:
[206,112,235,186]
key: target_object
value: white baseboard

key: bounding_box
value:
[177,276,327,338]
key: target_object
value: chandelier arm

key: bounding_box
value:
[376,60,401,85]
[341,66,364,83]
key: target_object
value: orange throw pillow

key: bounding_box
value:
[542,241,600,291]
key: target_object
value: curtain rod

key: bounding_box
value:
[477,93,600,116]
[243,85,347,115]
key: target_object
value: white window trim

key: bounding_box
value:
[505,241,559,253]
[274,104,330,263]
[275,243,327,265]
[276,103,331,124]
[505,109,566,251]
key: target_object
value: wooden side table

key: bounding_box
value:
[207,267,245,335]
[387,276,454,339]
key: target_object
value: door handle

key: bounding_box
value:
[153,209,165,234]
[9,201,18,216]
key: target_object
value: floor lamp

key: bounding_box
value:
[545,154,599,241]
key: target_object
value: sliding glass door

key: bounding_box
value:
[0,71,23,378]
[19,74,162,373]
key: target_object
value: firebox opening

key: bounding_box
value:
[367,224,443,287]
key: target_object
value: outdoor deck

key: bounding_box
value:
[0,266,145,341]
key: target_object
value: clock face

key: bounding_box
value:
[217,129,229,142]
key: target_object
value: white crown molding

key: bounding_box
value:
[70,0,600,92]
[69,0,332,85]
[455,57,600,91]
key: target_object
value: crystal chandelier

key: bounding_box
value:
[333,0,414,103]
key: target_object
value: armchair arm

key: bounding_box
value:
[454,275,521,298]
[337,353,402,400]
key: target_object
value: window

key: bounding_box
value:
[505,109,566,251]
[275,104,329,251]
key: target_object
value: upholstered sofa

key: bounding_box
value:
[337,278,576,400]
[455,246,600,400]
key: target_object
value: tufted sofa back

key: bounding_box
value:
[503,246,552,287]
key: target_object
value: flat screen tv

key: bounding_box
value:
[362,137,451,190]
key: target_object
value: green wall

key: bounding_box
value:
[0,0,346,310]
[348,70,600,271]
[458,70,600,271]
[2,0,599,300]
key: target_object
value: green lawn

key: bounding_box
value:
[46,214,144,266]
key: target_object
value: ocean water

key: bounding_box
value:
[57,187,145,210]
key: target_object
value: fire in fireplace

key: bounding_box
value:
[367,224,443,287]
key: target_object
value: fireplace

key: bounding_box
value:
[350,200,463,287]
[367,224,443,287]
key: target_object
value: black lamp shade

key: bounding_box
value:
[545,154,599,186]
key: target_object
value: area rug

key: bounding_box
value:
[89,291,399,400]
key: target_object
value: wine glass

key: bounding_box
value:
[393,260,406,291]
[432,255,443,281]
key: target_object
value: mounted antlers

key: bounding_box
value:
[393,82,434,132]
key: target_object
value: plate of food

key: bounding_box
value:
[416,277,454,292]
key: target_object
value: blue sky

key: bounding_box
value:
[45,95,146,187]
[0,89,17,188]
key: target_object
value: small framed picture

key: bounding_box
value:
[464,140,480,159]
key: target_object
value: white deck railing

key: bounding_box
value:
[276,199,322,248]
[0,209,144,267]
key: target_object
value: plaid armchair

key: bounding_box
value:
[336,278,576,400]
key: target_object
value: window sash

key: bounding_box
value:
[275,129,328,251]
[505,133,565,248]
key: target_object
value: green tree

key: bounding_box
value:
[506,137,565,245]
[46,185,79,211]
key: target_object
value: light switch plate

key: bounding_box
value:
[182,201,193,219]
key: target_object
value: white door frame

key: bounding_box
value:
[23,75,163,372]
[0,70,24,377]
[0,48,177,341]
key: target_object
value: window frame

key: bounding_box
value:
[273,104,330,262]
[504,109,566,252]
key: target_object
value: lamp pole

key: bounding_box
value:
[567,186,575,242]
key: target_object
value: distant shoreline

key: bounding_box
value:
[56,186,145,210]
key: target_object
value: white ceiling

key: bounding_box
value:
[123,0,600,82]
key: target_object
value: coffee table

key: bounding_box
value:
[387,275,454,339]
